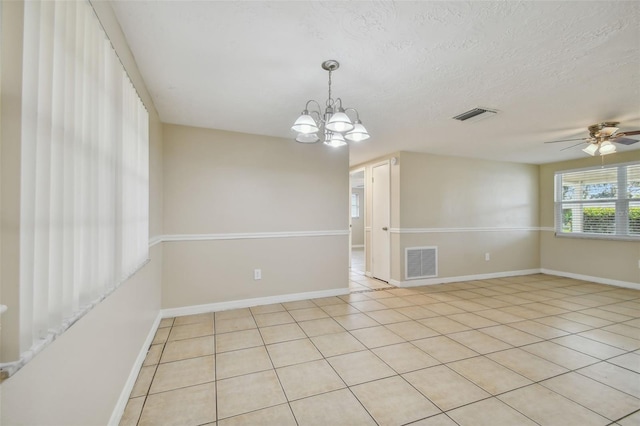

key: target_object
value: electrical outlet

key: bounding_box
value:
[254,269,262,280]
[638,260,640,269]
[485,253,490,261]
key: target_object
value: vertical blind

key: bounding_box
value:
[19,0,149,360]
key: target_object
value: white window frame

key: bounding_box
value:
[554,161,639,241]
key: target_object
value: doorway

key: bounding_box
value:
[349,169,365,275]
[371,161,390,282]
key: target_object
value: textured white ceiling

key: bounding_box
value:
[110,0,640,165]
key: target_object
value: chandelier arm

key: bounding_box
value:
[343,107,360,121]
[305,99,322,114]
[308,110,323,122]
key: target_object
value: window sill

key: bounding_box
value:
[555,232,640,242]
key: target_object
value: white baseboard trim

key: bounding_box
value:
[390,269,542,287]
[365,271,372,278]
[109,311,162,426]
[160,287,350,318]
[541,269,640,291]
[351,245,364,248]
[389,268,640,290]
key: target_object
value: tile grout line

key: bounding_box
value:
[135,319,172,426]
[213,314,218,426]
[250,305,301,426]
[128,274,640,425]
[284,298,377,423]
[371,287,640,421]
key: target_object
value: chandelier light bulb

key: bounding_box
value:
[291,112,319,134]
[326,111,354,133]
[295,133,320,143]
[345,121,370,142]
[324,132,347,147]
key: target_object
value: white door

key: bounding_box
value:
[371,162,390,282]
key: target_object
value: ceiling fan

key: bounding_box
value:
[544,122,640,156]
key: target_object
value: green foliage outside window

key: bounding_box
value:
[562,209,572,232]
[578,207,640,234]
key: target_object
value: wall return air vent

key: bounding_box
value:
[452,107,497,123]
[405,247,438,280]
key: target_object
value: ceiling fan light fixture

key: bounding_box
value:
[582,143,598,156]
[599,140,616,155]
[547,122,639,157]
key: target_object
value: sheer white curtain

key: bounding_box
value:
[19,0,149,361]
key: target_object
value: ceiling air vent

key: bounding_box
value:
[452,107,497,123]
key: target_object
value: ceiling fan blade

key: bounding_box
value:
[600,126,619,137]
[543,137,589,144]
[559,142,588,151]
[614,137,639,146]
[620,130,640,136]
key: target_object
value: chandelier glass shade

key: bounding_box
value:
[292,60,370,146]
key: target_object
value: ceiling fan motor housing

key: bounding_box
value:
[588,121,619,138]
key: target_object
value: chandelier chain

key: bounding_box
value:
[327,69,333,107]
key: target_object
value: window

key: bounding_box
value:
[351,193,360,218]
[555,162,640,240]
[10,0,149,374]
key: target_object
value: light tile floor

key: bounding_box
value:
[349,247,394,292]
[121,274,640,425]
[351,247,366,274]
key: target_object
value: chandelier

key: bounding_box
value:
[291,60,370,147]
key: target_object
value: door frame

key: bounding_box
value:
[349,167,366,271]
[370,160,391,282]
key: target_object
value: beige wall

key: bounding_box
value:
[162,124,349,308]
[352,151,540,283]
[540,151,640,284]
[400,231,539,279]
[351,187,365,246]
[1,245,163,426]
[1,2,164,424]
[399,153,538,229]
[397,152,540,282]
[353,148,639,285]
